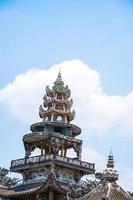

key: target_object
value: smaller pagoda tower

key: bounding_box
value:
[70,153,133,200]
[5,72,95,200]
[103,152,118,183]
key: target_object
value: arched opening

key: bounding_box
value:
[56,115,63,122]
[57,94,62,100]
[29,148,41,157]
[66,148,77,158]
[43,115,51,122]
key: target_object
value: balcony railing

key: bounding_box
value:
[11,154,95,172]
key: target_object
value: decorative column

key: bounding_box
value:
[41,145,43,156]
[49,190,54,200]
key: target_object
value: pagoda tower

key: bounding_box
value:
[102,152,119,183]
[0,72,95,200]
[70,153,133,200]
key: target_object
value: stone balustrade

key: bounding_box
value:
[11,154,95,172]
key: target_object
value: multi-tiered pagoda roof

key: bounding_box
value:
[0,71,95,200]
[0,71,132,200]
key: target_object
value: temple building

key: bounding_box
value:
[0,72,132,200]
[0,72,95,199]
[67,153,133,200]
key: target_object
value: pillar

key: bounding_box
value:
[49,144,51,154]
[41,145,43,156]
[49,190,54,200]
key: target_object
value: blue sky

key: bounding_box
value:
[0,0,133,190]
[0,0,133,94]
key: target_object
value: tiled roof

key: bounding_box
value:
[67,153,133,200]
[0,181,44,198]
[0,173,69,198]
[77,182,133,200]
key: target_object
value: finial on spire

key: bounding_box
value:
[110,147,113,156]
[57,67,61,78]
[56,66,62,82]
[54,67,64,86]
[59,66,61,75]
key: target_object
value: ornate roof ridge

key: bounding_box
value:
[0,173,68,198]
[0,181,44,197]
[107,182,133,200]
[38,173,67,194]
[75,181,133,200]
[76,183,102,200]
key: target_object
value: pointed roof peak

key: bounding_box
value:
[103,152,119,183]
[107,151,114,169]
[54,68,64,86]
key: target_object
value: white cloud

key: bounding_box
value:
[0,60,133,135]
[81,146,103,164]
[1,60,133,190]
[66,146,103,165]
